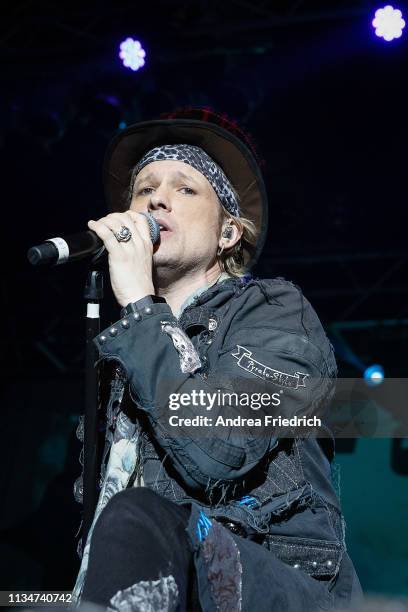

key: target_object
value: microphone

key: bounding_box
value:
[27,212,161,267]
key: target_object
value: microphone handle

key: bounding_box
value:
[27,213,160,267]
[27,231,103,266]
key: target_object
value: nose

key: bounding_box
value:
[148,189,172,213]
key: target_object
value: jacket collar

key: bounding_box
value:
[178,274,248,332]
[177,271,233,317]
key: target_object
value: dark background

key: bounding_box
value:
[1,0,407,600]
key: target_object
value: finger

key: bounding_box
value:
[104,212,150,250]
[92,214,132,238]
[125,210,152,245]
[100,212,144,245]
[87,218,120,248]
[88,213,152,254]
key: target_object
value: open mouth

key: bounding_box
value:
[155,218,172,233]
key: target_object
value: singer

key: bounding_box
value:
[71,109,363,611]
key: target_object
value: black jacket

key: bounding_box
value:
[72,275,363,611]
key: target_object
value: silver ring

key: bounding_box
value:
[114,225,132,243]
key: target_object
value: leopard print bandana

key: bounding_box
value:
[133,144,240,217]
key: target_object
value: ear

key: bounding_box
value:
[218,220,243,251]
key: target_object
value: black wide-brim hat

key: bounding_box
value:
[103,108,268,269]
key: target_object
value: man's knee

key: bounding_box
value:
[110,486,163,510]
[94,487,171,534]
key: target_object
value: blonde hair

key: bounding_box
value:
[218,192,257,277]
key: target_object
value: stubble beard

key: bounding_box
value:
[152,247,210,291]
[152,248,189,290]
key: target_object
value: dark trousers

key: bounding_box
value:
[81,487,200,611]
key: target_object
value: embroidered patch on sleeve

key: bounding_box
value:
[231,345,309,389]
[161,321,202,374]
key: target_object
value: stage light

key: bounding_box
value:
[118,121,127,129]
[372,5,405,41]
[364,364,385,386]
[119,38,146,71]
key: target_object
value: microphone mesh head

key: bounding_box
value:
[140,212,160,244]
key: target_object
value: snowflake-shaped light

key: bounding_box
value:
[119,38,146,71]
[372,5,405,41]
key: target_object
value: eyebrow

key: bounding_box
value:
[134,170,200,188]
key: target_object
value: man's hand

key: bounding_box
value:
[88,210,155,307]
